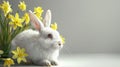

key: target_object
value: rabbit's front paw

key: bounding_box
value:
[50,60,58,66]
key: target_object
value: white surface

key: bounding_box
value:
[1,54,120,67]
[59,54,120,67]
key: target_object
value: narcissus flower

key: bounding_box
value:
[34,7,43,20]
[12,47,28,64]
[23,13,30,24]
[3,58,14,67]
[34,7,43,14]
[0,1,12,16]
[9,13,23,29]
[18,1,26,11]
[51,23,58,30]
[60,35,65,44]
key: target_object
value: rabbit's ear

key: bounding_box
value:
[29,10,44,31]
[43,9,51,27]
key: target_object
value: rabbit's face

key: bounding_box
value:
[39,27,63,50]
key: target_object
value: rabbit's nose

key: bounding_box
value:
[58,41,62,46]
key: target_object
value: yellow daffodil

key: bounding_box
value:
[3,58,14,67]
[34,7,43,20]
[0,50,4,54]
[60,35,65,44]
[0,1,12,16]
[23,13,30,24]
[34,7,43,14]
[18,1,26,11]
[12,47,28,64]
[51,23,58,30]
[9,13,23,29]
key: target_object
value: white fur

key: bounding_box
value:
[11,10,63,65]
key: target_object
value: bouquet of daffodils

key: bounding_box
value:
[0,1,31,58]
[0,1,65,67]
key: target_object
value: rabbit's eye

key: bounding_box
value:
[47,34,53,39]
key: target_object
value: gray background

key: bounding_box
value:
[1,0,120,54]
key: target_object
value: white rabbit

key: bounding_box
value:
[11,10,63,66]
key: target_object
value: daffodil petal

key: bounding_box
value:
[17,58,22,64]
[22,58,27,62]
[12,55,18,59]
[12,51,17,55]
[16,23,22,27]
[15,13,19,18]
